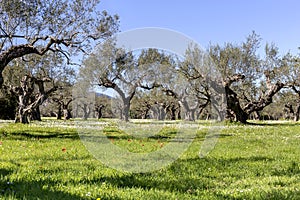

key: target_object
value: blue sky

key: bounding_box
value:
[99,0,300,56]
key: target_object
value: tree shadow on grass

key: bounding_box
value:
[84,155,289,198]
[0,168,82,199]
[1,180,83,200]
[216,189,300,200]
[246,121,300,127]
[6,130,79,140]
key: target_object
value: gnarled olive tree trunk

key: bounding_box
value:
[223,74,284,123]
[10,75,57,123]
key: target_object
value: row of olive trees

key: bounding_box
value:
[1,1,299,123]
[79,32,300,123]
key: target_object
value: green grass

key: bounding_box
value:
[0,119,299,199]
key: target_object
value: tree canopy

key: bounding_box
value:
[0,0,119,86]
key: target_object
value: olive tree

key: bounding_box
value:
[209,33,285,123]
[81,41,160,121]
[2,53,68,123]
[0,0,119,86]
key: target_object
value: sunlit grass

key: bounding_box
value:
[0,119,299,199]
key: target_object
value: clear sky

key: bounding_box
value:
[99,0,300,56]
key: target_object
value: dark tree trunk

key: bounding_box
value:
[56,105,62,120]
[95,105,104,119]
[177,108,181,120]
[31,106,41,121]
[221,74,283,124]
[170,105,177,120]
[63,109,71,120]
[122,101,130,122]
[53,98,72,120]
[15,107,30,124]
[20,113,30,124]
[284,104,294,120]
[96,110,103,119]
[225,85,248,123]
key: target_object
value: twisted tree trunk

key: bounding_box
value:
[10,75,57,123]
[223,74,284,123]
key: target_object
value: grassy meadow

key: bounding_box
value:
[0,119,299,199]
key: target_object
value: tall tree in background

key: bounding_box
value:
[0,0,119,86]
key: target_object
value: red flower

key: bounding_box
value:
[128,139,131,142]
[62,147,67,152]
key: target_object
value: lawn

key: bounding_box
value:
[0,119,299,199]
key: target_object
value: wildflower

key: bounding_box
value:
[0,141,2,145]
[97,198,101,200]
[86,192,91,196]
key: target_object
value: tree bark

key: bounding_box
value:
[221,74,284,124]
[122,99,130,122]
[225,85,248,123]
[31,106,42,121]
